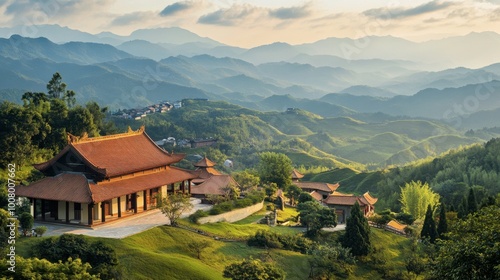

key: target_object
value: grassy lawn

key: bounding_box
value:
[14,221,410,280]
[349,228,412,279]
[276,206,299,222]
[16,226,310,280]
[178,219,303,239]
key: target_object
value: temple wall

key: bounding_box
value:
[119,196,126,212]
[94,202,101,220]
[111,198,118,215]
[198,201,264,224]
[81,203,88,223]
[136,192,144,208]
[68,202,74,220]
[58,201,65,220]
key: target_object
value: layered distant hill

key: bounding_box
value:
[1,25,500,135]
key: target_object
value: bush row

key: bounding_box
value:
[247,230,316,254]
[189,190,265,223]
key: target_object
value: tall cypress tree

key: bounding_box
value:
[437,202,448,239]
[421,204,438,243]
[467,188,478,214]
[457,196,468,219]
[341,202,371,256]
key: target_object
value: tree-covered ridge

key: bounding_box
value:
[307,138,500,212]
[0,73,115,170]
[113,99,488,170]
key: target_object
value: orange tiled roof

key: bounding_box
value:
[331,191,354,196]
[192,167,222,181]
[309,191,323,201]
[34,128,185,178]
[91,167,196,202]
[15,173,94,204]
[386,220,407,231]
[16,167,196,203]
[296,182,339,193]
[291,169,304,179]
[190,175,237,195]
[323,192,378,206]
[323,195,366,206]
[363,192,378,205]
[193,157,217,167]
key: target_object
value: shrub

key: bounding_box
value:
[248,231,315,254]
[266,204,276,211]
[189,210,209,224]
[209,207,222,215]
[19,212,34,236]
[248,231,282,249]
[234,198,253,208]
[34,226,47,237]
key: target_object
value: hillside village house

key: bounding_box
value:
[15,126,196,226]
[291,169,377,223]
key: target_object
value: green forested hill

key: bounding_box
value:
[116,99,487,169]
[306,138,500,212]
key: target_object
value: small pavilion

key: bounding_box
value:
[190,157,239,199]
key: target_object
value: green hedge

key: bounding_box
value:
[190,190,265,219]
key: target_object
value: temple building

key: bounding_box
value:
[290,169,377,223]
[291,169,340,199]
[15,127,196,226]
[190,157,239,200]
[323,192,378,223]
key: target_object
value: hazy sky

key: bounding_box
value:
[0,0,499,47]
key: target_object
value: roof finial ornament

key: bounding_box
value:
[138,125,145,133]
[127,126,133,133]
[67,133,79,144]
[81,132,89,141]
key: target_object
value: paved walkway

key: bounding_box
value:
[322,224,346,232]
[34,200,212,239]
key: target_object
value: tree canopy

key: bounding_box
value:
[431,205,500,279]
[257,152,293,190]
[297,201,337,237]
[223,259,285,280]
[420,204,437,243]
[159,193,193,226]
[340,202,371,256]
[400,181,440,220]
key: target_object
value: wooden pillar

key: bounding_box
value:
[187,180,192,194]
[109,199,113,216]
[133,193,138,213]
[143,190,147,211]
[54,201,59,220]
[101,202,106,223]
[117,197,122,218]
[33,198,37,220]
[41,199,46,221]
[88,204,93,226]
[181,181,185,194]
[65,201,70,223]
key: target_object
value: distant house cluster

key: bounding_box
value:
[113,100,179,120]
[291,169,377,224]
[162,138,218,149]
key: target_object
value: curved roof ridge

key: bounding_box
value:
[68,125,145,144]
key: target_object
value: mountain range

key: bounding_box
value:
[1,25,500,135]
